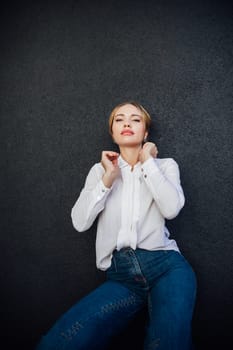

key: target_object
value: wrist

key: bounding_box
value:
[141,154,153,164]
[102,173,114,188]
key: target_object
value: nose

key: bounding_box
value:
[124,122,130,127]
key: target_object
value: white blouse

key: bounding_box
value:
[71,156,185,270]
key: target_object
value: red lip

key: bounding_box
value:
[121,129,134,135]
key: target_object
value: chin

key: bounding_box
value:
[119,142,143,147]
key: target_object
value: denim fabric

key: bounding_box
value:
[36,249,196,350]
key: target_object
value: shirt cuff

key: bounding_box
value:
[141,157,160,179]
[96,180,111,201]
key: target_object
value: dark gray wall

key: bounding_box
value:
[1,0,232,349]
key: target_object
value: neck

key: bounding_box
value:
[119,145,142,167]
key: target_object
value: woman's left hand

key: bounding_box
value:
[139,142,158,163]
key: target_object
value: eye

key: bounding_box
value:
[115,118,123,122]
[132,119,141,122]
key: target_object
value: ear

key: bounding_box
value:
[143,131,148,142]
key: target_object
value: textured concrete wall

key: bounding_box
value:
[0,1,232,349]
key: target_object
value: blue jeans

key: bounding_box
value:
[36,249,197,350]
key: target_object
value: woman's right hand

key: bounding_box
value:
[101,151,120,188]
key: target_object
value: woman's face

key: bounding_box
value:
[111,104,148,147]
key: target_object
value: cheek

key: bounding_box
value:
[111,125,116,135]
[111,127,117,137]
[137,125,146,135]
[111,128,119,140]
[112,123,122,134]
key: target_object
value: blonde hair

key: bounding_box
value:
[108,101,152,134]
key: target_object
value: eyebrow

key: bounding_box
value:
[114,113,143,117]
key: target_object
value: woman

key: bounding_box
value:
[36,101,197,350]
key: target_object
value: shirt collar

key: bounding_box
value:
[118,155,141,170]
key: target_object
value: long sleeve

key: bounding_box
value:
[71,156,184,270]
[71,164,112,232]
[141,157,185,219]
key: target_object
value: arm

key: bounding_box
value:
[71,151,120,232]
[71,165,110,232]
[139,143,185,219]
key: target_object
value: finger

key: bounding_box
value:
[107,156,118,161]
[102,151,118,160]
[103,151,119,157]
[143,142,154,149]
[107,153,119,162]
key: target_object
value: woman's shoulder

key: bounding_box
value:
[154,157,180,173]
[84,162,105,182]
[156,157,178,166]
[89,162,105,174]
